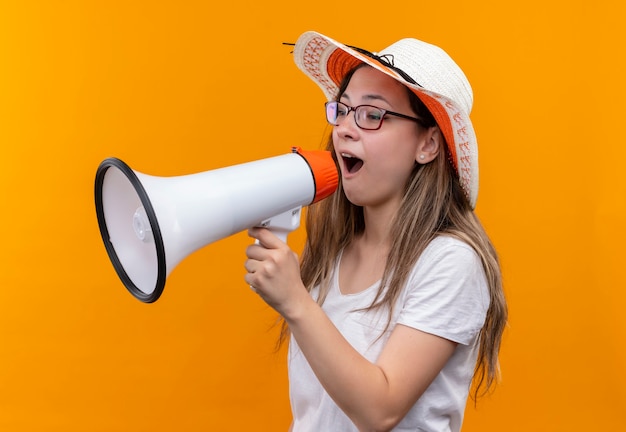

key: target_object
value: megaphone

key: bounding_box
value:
[95,147,338,303]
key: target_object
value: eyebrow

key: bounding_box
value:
[340,93,392,106]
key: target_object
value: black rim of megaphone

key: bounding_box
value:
[94,158,166,303]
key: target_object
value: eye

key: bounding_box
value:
[362,107,384,123]
[365,109,383,121]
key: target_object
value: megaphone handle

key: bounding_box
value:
[257,206,302,243]
[250,207,302,292]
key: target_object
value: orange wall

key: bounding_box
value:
[1,1,624,431]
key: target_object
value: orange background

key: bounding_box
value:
[1,1,624,431]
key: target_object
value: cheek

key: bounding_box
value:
[377,135,420,178]
[376,131,420,165]
[399,129,422,163]
[368,148,414,187]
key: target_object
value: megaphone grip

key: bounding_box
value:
[293,147,339,203]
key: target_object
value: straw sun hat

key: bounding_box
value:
[292,31,479,208]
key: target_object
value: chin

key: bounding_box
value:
[342,188,368,207]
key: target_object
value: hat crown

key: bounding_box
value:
[379,38,473,115]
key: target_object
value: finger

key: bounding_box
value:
[248,227,282,249]
[247,227,262,241]
[243,258,254,274]
[244,271,258,290]
[245,243,268,261]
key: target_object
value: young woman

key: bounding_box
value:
[244,31,507,432]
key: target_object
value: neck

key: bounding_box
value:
[360,204,397,249]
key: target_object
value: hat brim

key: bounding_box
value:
[293,31,478,208]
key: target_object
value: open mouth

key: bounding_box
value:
[341,153,363,174]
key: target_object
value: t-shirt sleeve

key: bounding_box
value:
[396,237,490,345]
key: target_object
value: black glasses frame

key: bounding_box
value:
[325,101,425,131]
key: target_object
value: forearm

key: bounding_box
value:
[285,297,401,431]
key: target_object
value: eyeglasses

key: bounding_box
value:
[325,101,424,131]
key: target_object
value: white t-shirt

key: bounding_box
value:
[288,236,490,432]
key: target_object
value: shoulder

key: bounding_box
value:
[413,235,483,278]
[398,235,489,344]
[422,234,479,258]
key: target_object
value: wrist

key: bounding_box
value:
[281,287,316,325]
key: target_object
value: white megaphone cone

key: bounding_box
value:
[95,147,338,303]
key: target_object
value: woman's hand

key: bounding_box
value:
[244,227,309,318]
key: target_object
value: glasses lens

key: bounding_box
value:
[326,101,350,126]
[356,106,384,130]
[325,102,384,130]
[325,101,338,125]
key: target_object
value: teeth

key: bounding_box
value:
[341,153,354,158]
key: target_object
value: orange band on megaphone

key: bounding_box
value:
[292,147,339,203]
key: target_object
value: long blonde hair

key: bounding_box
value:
[282,65,507,400]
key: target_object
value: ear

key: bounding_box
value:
[415,126,442,164]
